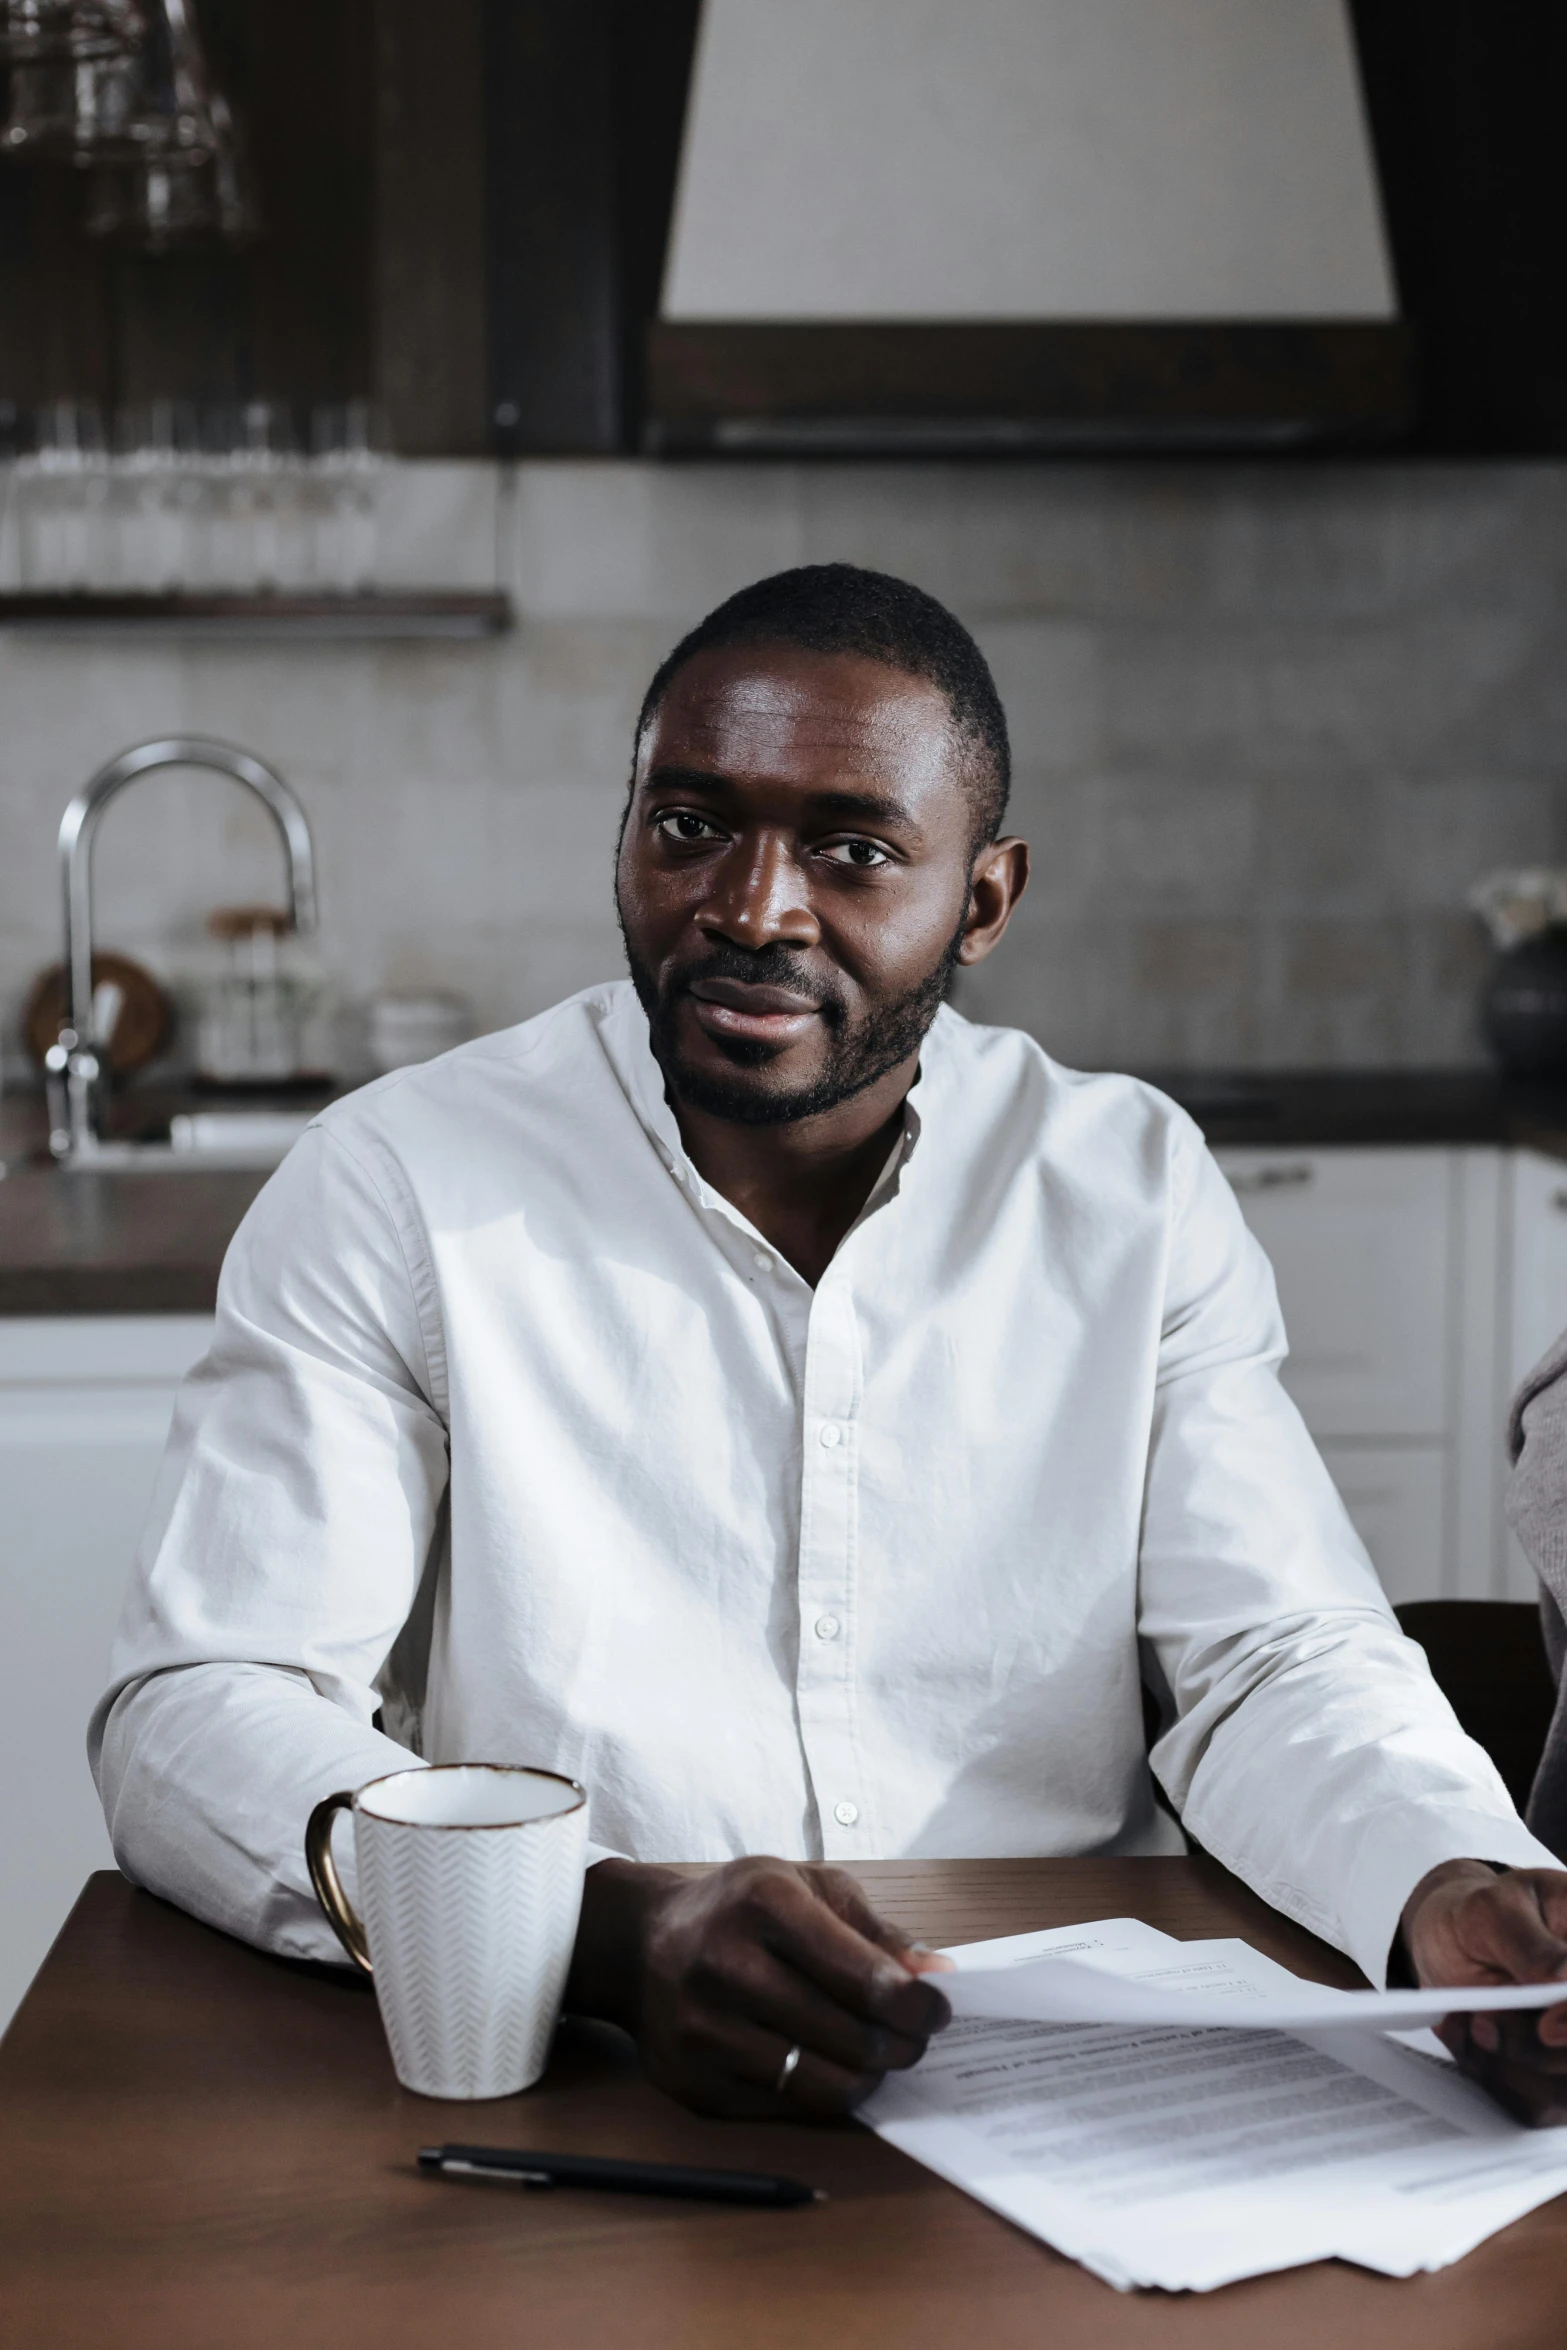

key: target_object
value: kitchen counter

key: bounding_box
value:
[0,1087,329,1315]
[5,1067,1567,1316]
[1148,1067,1567,1153]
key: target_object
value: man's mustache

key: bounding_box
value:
[667,944,849,1026]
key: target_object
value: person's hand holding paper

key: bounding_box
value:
[1401,1860,1567,2125]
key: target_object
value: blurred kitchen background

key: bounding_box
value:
[2,1,1566,1079]
[8,0,1567,2023]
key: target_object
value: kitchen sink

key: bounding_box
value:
[58,1109,316,1172]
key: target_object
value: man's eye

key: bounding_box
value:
[655,812,723,844]
[821,839,891,869]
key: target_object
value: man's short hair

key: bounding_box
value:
[635,562,1011,850]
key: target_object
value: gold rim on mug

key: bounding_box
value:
[304,1764,588,1974]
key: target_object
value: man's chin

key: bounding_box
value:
[660,1045,836,1127]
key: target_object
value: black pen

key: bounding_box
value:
[417,2143,824,2208]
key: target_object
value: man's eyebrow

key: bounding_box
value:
[642,764,730,794]
[807,788,919,830]
[640,770,920,832]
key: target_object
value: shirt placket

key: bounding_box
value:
[794,1265,871,1859]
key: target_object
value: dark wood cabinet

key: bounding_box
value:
[0,0,697,459]
[0,0,1563,459]
[0,0,477,454]
[1349,0,1567,455]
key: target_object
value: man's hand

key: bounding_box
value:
[563,1855,953,2118]
[1402,1860,1567,2125]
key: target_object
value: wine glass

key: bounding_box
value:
[111,397,197,589]
[0,2,145,65]
[309,399,388,592]
[19,400,109,590]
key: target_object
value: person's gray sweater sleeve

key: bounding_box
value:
[1506,1327,1567,1857]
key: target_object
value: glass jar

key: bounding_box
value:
[195,907,318,1085]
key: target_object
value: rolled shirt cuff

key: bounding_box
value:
[1341,1808,1562,1988]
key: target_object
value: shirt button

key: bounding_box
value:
[814,1613,841,1641]
[833,1800,859,1828]
[819,1422,842,1448]
[753,1251,773,1272]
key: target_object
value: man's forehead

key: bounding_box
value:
[642,647,960,787]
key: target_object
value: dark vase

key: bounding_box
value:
[1484,926,1567,1073]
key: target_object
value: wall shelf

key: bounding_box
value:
[0,591,511,641]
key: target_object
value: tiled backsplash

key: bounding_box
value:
[3,456,1565,1082]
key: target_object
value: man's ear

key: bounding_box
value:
[958,836,1030,965]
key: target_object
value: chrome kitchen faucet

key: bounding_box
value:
[48,737,318,1166]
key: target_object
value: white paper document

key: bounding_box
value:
[862,1919,1567,2292]
[943,1944,1567,2033]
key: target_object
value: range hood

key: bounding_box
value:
[648,0,1407,453]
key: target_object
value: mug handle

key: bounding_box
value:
[304,1790,373,1974]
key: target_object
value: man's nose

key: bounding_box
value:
[697,832,819,950]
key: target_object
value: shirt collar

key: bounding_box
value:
[601,982,691,1175]
[598,978,946,1213]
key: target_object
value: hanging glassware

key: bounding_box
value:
[83,150,213,239]
[188,398,303,592]
[15,398,110,590]
[308,400,388,592]
[107,395,197,586]
[234,397,300,591]
[82,84,259,249]
[0,1,144,65]
[1,58,144,162]
[0,0,217,166]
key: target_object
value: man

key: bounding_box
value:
[94,563,1567,2123]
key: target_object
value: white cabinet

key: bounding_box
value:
[0,1316,212,2033]
[1218,1150,1450,1438]
[1215,1148,1508,1605]
[1314,1443,1447,1606]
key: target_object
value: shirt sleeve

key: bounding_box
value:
[89,1119,454,1963]
[1137,1120,1558,1986]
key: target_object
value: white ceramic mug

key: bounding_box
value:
[305,1764,588,2099]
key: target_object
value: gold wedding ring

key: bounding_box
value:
[776,2042,803,2094]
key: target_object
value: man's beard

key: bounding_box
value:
[618,914,965,1127]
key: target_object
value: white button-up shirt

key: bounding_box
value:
[91,983,1555,1984]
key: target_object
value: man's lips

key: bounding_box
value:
[685,975,822,1044]
[690,977,819,1014]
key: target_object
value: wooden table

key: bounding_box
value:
[3,1862,1565,2348]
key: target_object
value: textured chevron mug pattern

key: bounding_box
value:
[305,1764,588,2098]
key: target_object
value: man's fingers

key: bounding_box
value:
[704,1943,932,2078]
[1451,2037,1567,2129]
[1452,1873,1567,1986]
[1442,2004,1567,2134]
[811,1868,956,1977]
[1530,1871,1567,1942]
[633,1859,955,2122]
[657,2007,875,2120]
[1475,1998,1567,2050]
[749,1871,951,2037]
[1412,1871,1567,2071]
[1470,2010,1567,2070]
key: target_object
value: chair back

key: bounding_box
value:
[1395,1600,1556,1815]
